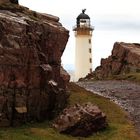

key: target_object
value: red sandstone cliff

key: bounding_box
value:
[0,4,70,126]
[89,42,140,80]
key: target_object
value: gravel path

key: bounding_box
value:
[77,80,140,134]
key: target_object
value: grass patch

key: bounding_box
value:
[110,72,140,84]
[0,83,139,140]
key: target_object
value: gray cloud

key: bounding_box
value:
[92,14,140,30]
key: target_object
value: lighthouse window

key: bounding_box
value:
[80,19,86,23]
[90,68,92,73]
[89,58,92,63]
[89,48,92,53]
[89,39,91,44]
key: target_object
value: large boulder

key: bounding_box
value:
[53,103,107,137]
[0,4,69,126]
[94,42,140,79]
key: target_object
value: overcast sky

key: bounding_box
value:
[19,0,140,69]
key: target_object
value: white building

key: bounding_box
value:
[73,9,94,81]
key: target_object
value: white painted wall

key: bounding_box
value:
[75,34,92,81]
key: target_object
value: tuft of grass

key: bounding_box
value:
[0,83,139,140]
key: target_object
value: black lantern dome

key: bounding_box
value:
[76,9,90,26]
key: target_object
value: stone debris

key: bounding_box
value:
[53,103,107,137]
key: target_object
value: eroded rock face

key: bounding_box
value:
[94,42,140,79]
[0,4,69,126]
[53,103,107,137]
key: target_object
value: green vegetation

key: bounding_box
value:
[0,83,139,140]
[110,72,140,84]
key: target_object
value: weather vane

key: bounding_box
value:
[82,9,86,14]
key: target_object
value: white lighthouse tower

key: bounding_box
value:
[73,9,94,81]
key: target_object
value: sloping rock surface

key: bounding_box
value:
[53,103,107,137]
[94,42,140,79]
[0,4,69,126]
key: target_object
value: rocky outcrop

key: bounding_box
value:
[94,42,140,79]
[0,4,69,126]
[0,0,18,4]
[53,103,107,137]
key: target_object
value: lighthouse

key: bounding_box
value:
[73,9,94,81]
